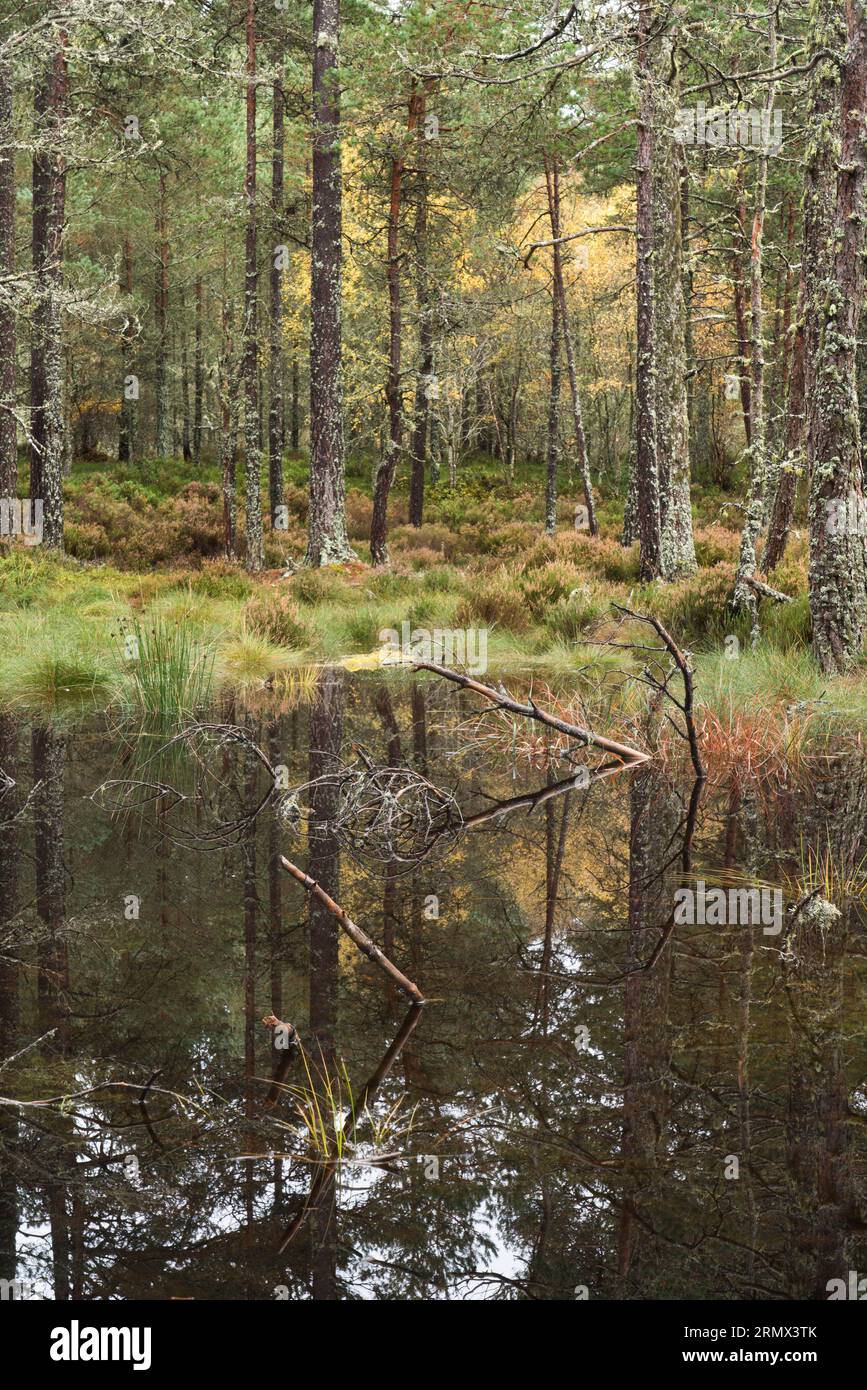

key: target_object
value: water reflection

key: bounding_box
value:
[0,673,865,1300]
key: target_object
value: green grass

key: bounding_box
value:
[0,456,859,728]
[696,643,867,741]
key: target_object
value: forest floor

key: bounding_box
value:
[0,453,865,740]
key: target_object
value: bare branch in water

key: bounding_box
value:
[280,856,426,1006]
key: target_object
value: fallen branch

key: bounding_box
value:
[279,857,426,1005]
[412,661,650,766]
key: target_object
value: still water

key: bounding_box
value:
[1,669,865,1300]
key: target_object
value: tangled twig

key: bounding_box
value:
[282,752,463,872]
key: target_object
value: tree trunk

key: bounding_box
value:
[409,83,432,529]
[807,0,867,672]
[544,154,597,536]
[306,0,354,565]
[0,61,17,498]
[181,296,192,462]
[767,197,796,461]
[732,162,752,447]
[763,279,805,572]
[370,150,404,565]
[268,75,285,525]
[153,171,170,459]
[243,0,263,571]
[734,10,777,636]
[118,237,136,463]
[651,36,695,575]
[219,296,238,559]
[544,270,562,536]
[634,2,663,580]
[193,275,204,465]
[30,36,67,549]
[290,356,300,450]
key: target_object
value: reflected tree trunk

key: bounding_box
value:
[306,668,345,1297]
[0,716,20,1285]
[616,763,680,1292]
[32,724,68,1049]
[784,759,867,1298]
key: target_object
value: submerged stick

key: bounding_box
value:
[279,857,426,1005]
[412,661,650,765]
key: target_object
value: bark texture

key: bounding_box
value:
[370,147,405,565]
[0,61,17,498]
[408,83,432,529]
[243,0,264,571]
[30,36,67,549]
[651,34,695,576]
[634,2,663,580]
[268,75,285,525]
[307,0,354,565]
[806,0,867,672]
[545,154,597,536]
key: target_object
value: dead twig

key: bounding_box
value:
[611,606,705,781]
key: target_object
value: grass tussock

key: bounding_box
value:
[121,617,216,717]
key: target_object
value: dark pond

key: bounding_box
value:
[1,669,865,1300]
